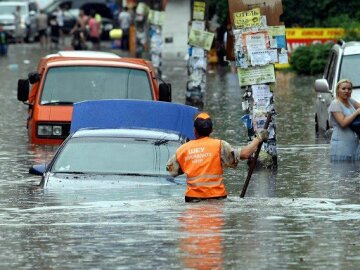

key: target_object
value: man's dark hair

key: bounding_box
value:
[194,112,213,137]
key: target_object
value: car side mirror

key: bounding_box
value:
[28,72,41,84]
[17,79,30,102]
[315,79,331,93]
[29,164,46,176]
[159,83,171,102]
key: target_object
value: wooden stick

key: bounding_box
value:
[240,113,272,198]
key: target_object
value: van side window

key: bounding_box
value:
[327,53,338,90]
[323,52,334,79]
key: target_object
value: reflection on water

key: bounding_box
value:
[178,202,224,269]
[0,44,359,269]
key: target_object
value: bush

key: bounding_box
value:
[290,42,333,75]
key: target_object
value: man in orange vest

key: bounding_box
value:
[166,112,269,202]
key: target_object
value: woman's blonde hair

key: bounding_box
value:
[336,79,353,97]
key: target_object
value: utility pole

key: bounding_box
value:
[148,0,167,77]
[227,0,287,168]
[186,0,214,108]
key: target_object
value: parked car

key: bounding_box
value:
[0,0,39,42]
[17,51,172,144]
[43,0,115,40]
[314,41,360,134]
[29,99,198,190]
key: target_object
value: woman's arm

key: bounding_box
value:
[352,99,360,109]
[332,108,360,128]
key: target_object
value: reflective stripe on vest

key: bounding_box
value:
[187,174,223,182]
[187,178,224,187]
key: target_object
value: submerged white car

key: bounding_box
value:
[314,41,360,134]
[29,100,198,192]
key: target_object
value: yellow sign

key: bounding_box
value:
[234,8,261,28]
[188,29,214,51]
[193,1,205,20]
[285,28,344,39]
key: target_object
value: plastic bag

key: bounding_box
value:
[349,116,360,138]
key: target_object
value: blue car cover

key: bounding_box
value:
[70,100,198,139]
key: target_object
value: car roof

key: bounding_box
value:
[45,50,121,59]
[334,41,360,56]
[71,100,198,140]
[342,42,360,56]
[72,128,184,141]
[0,1,28,6]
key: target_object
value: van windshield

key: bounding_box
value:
[339,55,360,88]
[40,66,153,105]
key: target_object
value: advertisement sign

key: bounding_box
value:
[286,28,344,52]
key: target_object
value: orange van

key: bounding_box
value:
[17,51,171,144]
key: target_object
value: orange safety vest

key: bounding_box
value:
[176,137,226,199]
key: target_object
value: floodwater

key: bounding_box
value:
[0,43,359,270]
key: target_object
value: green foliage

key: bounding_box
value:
[208,0,228,26]
[290,43,333,75]
[325,14,360,41]
[282,0,360,27]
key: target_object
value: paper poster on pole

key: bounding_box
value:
[136,3,149,16]
[268,25,286,48]
[193,1,205,20]
[191,20,205,31]
[243,31,270,54]
[278,51,289,64]
[236,51,248,68]
[233,8,261,28]
[249,49,278,66]
[148,10,165,26]
[252,116,267,131]
[188,29,215,51]
[192,47,205,58]
[252,84,272,100]
[237,65,275,86]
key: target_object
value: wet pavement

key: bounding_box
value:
[0,41,359,269]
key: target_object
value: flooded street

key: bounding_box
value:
[0,43,359,269]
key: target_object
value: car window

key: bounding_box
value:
[29,2,38,12]
[51,137,180,175]
[44,1,72,12]
[68,8,79,17]
[323,51,335,79]
[81,3,113,18]
[327,53,338,90]
[339,54,360,88]
[40,66,153,104]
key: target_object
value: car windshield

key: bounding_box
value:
[0,5,27,16]
[40,66,153,104]
[339,55,360,88]
[51,137,180,175]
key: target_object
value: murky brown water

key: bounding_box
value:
[0,42,359,269]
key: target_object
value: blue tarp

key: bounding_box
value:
[70,100,198,139]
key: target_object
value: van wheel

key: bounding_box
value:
[315,114,319,133]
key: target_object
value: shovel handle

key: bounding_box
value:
[240,113,272,198]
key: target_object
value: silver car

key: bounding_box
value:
[0,1,39,42]
[314,41,360,133]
